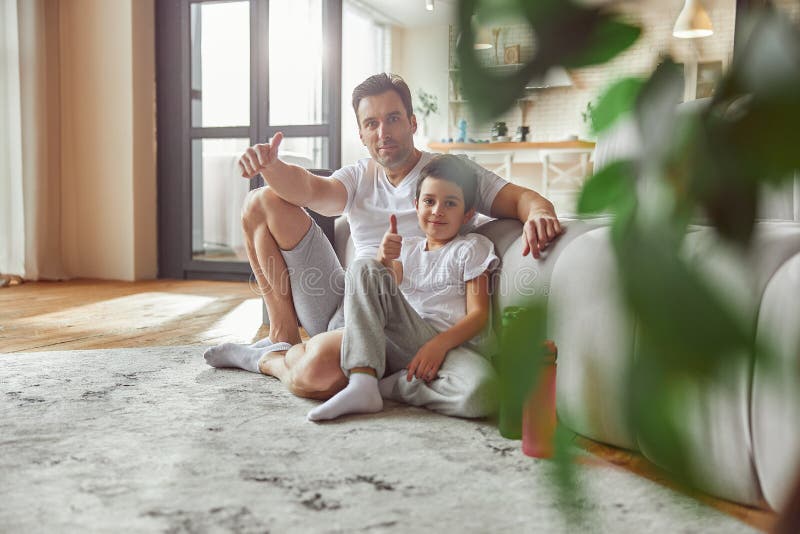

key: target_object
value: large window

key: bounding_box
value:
[157,0,342,280]
[341,1,390,166]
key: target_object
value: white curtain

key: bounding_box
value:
[0,0,65,280]
[0,0,25,277]
[341,0,390,166]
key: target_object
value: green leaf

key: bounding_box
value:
[591,78,645,134]
[456,0,641,123]
[561,18,641,69]
[626,352,697,488]
[616,226,753,374]
[577,160,636,214]
[495,300,548,437]
[635,58,685,164]
[552,424,588,528]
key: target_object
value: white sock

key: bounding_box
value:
[204,342,292,373]
[307,372,383,421]
[250,336,275,349]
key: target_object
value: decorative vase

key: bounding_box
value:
[491,121,508,139]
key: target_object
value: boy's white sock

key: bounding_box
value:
[307,372,383,421]
[203,342,291,373]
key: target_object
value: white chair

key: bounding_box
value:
[539,148,594,198]
[201,151,313,261]
[450,150,515,181]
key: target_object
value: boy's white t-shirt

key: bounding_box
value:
[398,234,500,334]
[331,151,508,260]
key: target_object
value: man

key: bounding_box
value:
[205,73,562,408]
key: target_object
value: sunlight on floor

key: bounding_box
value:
[200,298,263,342]
[18,292,218,328]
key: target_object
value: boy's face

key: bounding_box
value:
[414,177,475,242]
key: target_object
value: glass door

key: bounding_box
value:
[156,0,342,280]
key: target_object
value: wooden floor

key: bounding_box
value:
[0,279,776,532]
[0,279,269,353]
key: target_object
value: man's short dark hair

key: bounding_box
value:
[416,155,478,211]
[351,73,414,123]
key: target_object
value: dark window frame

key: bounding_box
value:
[156,0,342,281]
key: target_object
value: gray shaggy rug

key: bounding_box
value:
[0,346,755,533]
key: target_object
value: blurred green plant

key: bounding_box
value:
[579,100,594,131]
[457,0,640,122]
[414,89,439,120]
[459,0,799,527]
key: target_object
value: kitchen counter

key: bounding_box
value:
[429,140,595,152]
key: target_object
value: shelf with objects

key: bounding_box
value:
[441,22,595,215]
[445,22,576,144]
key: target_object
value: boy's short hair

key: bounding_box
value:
[351,73,414,123]
[416,155,478,211]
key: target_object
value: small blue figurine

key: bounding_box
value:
[457,118,467,143]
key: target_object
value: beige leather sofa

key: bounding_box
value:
[545,219,800,508]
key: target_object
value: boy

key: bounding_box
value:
[307,155,499,421]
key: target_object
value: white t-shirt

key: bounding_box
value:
[332,151,508,259]
[399,233,500,334]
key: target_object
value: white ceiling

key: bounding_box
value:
[353,0,457,28]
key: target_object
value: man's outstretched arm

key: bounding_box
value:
[490,183,563,259]
[238,132,347,217]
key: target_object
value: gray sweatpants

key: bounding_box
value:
[280,220,346,337]
[341,258,498,419]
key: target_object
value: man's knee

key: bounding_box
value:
[286,339,346,400]
[287,372,345,401]
[241,186,291,233]
[286,375,336,401]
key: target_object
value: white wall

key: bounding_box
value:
[391,24,450,147]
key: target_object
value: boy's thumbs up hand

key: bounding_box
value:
[378,214,402,263]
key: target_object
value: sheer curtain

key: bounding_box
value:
[0,0,25,277]
[0,0,65,281]
[341,0,390,166]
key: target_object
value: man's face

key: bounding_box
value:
[356,90,417,170]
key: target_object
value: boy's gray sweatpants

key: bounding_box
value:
[341,258,498,419]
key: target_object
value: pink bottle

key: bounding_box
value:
[522,341,557,458]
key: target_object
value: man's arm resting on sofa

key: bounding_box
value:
[490,183,562,259]
[238,131,347,217]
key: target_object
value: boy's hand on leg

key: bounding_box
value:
[406,339,448,383]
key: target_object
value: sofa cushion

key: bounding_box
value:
[549,221,800,506]
[634,224,800,505]
[752,252,800,511]
[634,227,762,505]
[489,217,611,313]
[548,226,639,450]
